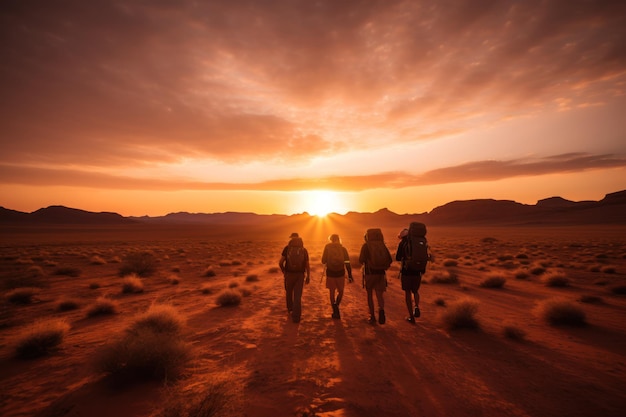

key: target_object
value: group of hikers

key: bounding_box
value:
[278,222,432,324]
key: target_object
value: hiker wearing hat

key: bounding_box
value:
[279,232,310,323]
[321,234,353,319]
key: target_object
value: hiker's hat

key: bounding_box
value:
[289,232,299,238]
[398,228,409,239]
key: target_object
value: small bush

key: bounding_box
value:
[479,274,506,288]
[503,324,526,341]
[434,297,446,306]
[89,282,101,289]
[268,267,280,274]
[239,287,252,297]
[481,237,498,243]
[90,256,107,265]
[610,285,626,295]
[158,380,234,417]
[228,281,239,288]
[203,268,216,278]
[542,272,570,287]
[514,269,530,279]
[536,299,586,326]
[579,295,603,304]
[129,304,186,335]
[601,266,617,274]
[56,298,81,311]
[442,259,458,267]
[429,270,459,284]
[530,265,546,275]
[54,267,82,277]
[119,252,157,277]
[6,287,40,304]
[168,275,180,285]
[215,289,242,307]
[218,261,231,267]
[122,275,145,294]
[86,297,119,317]
[245,274,259,282]
[14,319,70,359]
[441,298,480,330]
[201,284,216,295]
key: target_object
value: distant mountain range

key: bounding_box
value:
[1,190,625,226]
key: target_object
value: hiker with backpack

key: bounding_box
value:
[279,232,311,323]
[359,228,393,324]
[396,222,431,324]
[321,234,354,319]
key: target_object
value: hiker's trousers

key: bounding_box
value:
[284,272,305,322]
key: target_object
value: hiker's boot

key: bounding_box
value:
[332,303,340,319]
[378,309,386,324]
[368,315,376,324]
[414,306,421,318]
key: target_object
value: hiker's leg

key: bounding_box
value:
[366,287,375,317]
[284,275,294,313]
[414,290,420,309]
[405,290,413,317]
[336,288,343,306]
[375,288,384,310]
[329,288,336,305]
[292,275,304,322]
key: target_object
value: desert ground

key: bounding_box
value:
[1,223,625,417]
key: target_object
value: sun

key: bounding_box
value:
[305,190,343,218]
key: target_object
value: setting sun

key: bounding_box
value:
[303,190,344,217]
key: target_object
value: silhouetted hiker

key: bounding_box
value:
[279,232,310,323]
[359,229,393,324]
[321,234,354,319]
[396,223,432,324]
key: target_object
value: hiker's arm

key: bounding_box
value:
[279,256,286,274]
[305,261,310,284]
[345,262,353,282]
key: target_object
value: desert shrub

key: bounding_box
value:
[90,255,107,265]
[228,281,239,288]
[6,287,40,304]
[96,328,191,382]
[89,282,101,289]
[588,265,602,272]
[239,287,252,297]
[86,297,119,317]
[610,285,626,295]
[542,272,570,287]
[171,266,181,273]
[56,298,81,312]
[14,319,70,359]
[479,274,506,288]
[429,270,459,284]
[579,295,604,304]
[168,275,180,285]
[514,269,530,279]
[515,253,529,259]
[54,267,82,277]
[441,298,480,330]
[497,255,514,261]
[218,261,231,267]
[122,275,145,294]
[26,265,45,278]
[593,279,608,286]
[442,259,458,267]
[200,284,216,295]
[434,297,446,306]
[215,289,242,307]
[268,267,280,274]
[530,265,546,275]
[119,251,157,277]
[601,265,617,274]
[203,268,216,278]
[129,304,185,335]
[244,275,258,283]
[502,324,526,341]
[536,298,586,326]
[481,237,498,243]
[231,260,243,266]
[157,381,234,417]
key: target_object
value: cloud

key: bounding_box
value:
[1,0,624,169]
[2,153,623,191]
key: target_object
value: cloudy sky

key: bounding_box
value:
[1,0,625,216]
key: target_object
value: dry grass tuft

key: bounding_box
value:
[215,289,242,307]
[268,266,280,274]
[203,267,217,277]
[529,265,546,275]
[245,274,259,282]
[200,284,216,295]
[122,274,145,293]
[502,323,526,341]
[442,259,458,267]
[434,297,446,306]
[535,298,586,326]
[90,255,107,265]
[119,251,158,277]
[14,319,70,359]
[88,282,100,289]
[479,274,507,288]
[441,298,480,330]
[54,266,82,277]
[56,298,81,312]
[157,380,236,417]
[541,271,570,287]
[86,297,119,317]
[6,287,40,304]
[429,270,459,284]
[579,295,604,304]
[129,304,186,335]
[610,285,626,295]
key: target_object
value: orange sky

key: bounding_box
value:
[1,1,625,216]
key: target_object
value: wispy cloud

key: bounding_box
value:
[2,153,623,191]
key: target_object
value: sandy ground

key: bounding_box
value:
[1,224,625,417]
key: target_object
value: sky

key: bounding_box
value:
[1,0,625,217]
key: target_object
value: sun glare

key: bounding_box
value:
[305,190,343,217]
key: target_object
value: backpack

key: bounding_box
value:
[286,237,306,272]
[405,222,429,272]
[365,228,392,271]
[326,243,345,272]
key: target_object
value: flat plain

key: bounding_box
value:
[1,223,625,417]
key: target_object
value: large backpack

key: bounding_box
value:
[405,222,429,272]
[326,243,345,272]
[365,228,392,270]
[286,237,306,272]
